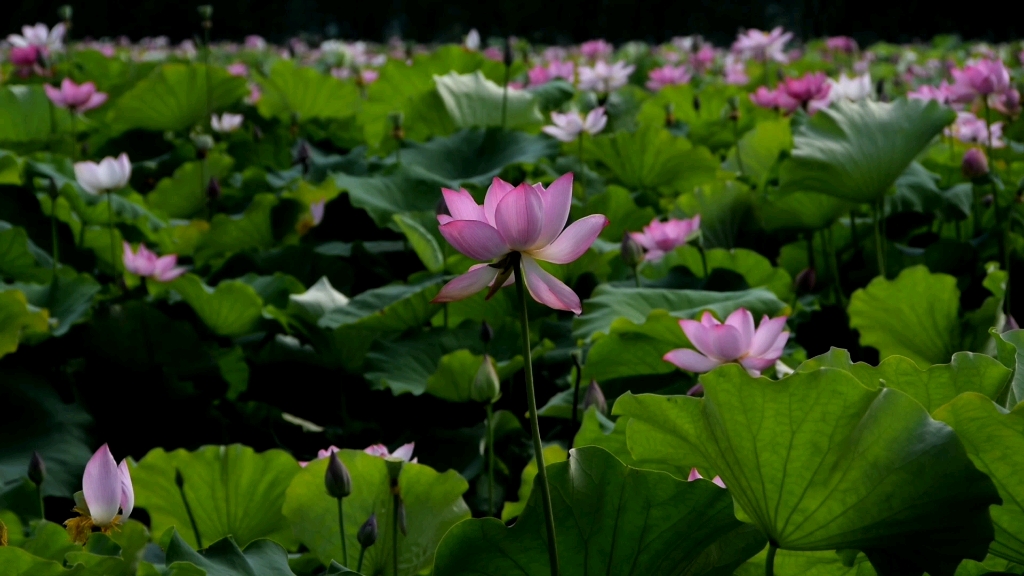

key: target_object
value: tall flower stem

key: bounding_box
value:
[107,192,118,278]
[824,227,846,307]
[337,498,348,566]
[391,494,400,576]
[872,201,885,278]
[357,548,366,573]
[765,544,778,576]
[570,352,583,428]
[175,469,203,549]
[485,402,496,516]
[513,258,560,576]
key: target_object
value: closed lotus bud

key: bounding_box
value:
[686,383,704,396]
[503,37,514,68]
[582,380,607,415]
[692,95,701,113]
[206,176,221,201]
[389,112,405,141]
[728,96,740,121]
[479,321,493,344]
[621,232,645,268]
[325,452,352,499]
[396,498,407,535]
[28,451,46,487]
[357,513,378,548]
[58,5,73,22]
[795,267,817,294]
[664,102,676,127]
[962,148,989,179]
[175,468,185,489]
[471,355,501,403]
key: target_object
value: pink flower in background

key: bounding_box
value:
[245,83,262,105]
[989,89,1021,116]
[211,112,244,133]
[528,65,552,86]
[731,27,792,63]
[724,59,749,85]
[227,62,249,77]
[908,82,954,106]
[483,46,503,61]
[947,111,1004,147]
[365,443,416,462]
[299,445,341,467]
[74,154,132,194]
[548,60,575,81]
[664,308,790,376]
[8,22,65,52]
[750,86,799,113]
[688,467,726,488]
[431,174,608,314]
[780,72,831,108]
[122,243,187,282]
[580,39,614,60]
[44,78,108,113]
[310,200,326,226]
[81,444,134,527]
[578,60,635,93]
[542,107,608,142]
[951,59,1011,100]
[9,46,41,75]
[360,69,380,85]
[245,35,267,50]
[693,45,716,73]
[629,216,700,262]
[825,36,858,53]
[646,65,692,90]
[829,72,872,101]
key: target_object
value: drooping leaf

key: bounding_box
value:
[130,445,300,549]
[169,274,265,338]
[433,72,542,129]
[435,446,767,576]
[616,365,1001,576]
[257,60,362,122]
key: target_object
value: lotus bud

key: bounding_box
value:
[794,267,817,293]
[692,94,701,113]
[325,452,352,499]
[28,451,46,487]
[582,380,607,415]
[479,321,493,345]
[503,37,514,68]
[621,232,644,268]
[197,5,213,27]
[396,498,407,535]
[728,96,740,121]
[175,468,185,488]
[389,112,405,142]
[686,383,704,396]
[191,134,214,157]
[1005,314,1020,333]
[58,5,73,23]
[357,513,378,548]
[294,141,311,173]
[962,148,989,180]
[206,176,221,201]
[471,355,501,404]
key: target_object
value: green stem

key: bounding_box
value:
[486,402,495,516]
[633,266,641,288]
[570,355,582,428]
[825,228,846,307]
[338,498,348,567]
[697,240,709,278]
[391,494,399,576]
[501,65,510,130]
[733,120,745,177]
[38,483,45,521]
[872,201,885,278]
[175,469,203,549]
[50,207,60,272]
[513,258,560,576]
[765,544,778,576]
[107,193,118,278]
[357,547,366,573]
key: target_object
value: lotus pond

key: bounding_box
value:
[1,18,1024,576]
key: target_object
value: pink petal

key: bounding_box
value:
[687,468,702,481]
[748,316,789,357]
[431,264,500,303]
[391,442,415,462]
[494,184,544,250]
[531,214,608,264]
[44,83,66,107]
[317,446,341,459]
[711,476,726,488]
[364,444,390,457]
[739,355,775,374]
[679,319,716,357]
[534,173,575,247]
[700,311,721,327]
[705,325,747,360]
[441,188,485,222]
[483,177,515,226]
[521,255,582,314]
[80,92,108,113]
[438,220,509,261]
[663,348,721,373]
[118,460,134,522]
[724,308,755,352]
[542,125,578,143]
[83,444,122,526]
[437,214,454,225]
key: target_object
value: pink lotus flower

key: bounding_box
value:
[989,89,1021,116]
[74,154,132,195]
[227,62,249,77]
[947,111,1005,147]
[211,112,244,133]
[663,308,790,376]
[528,65,553,86]
[7,22,65,52]
[245,35,267,50]
[245,83,262,105]
[548,60,575,82]
[9,46,42,76]
[81,444,134,527]
[688,467,726,488]
[749,86,799,114]
[578,61,635,93]
[298,445,341,467]
[431,174,609,314]
[122,242,187,282]
[780,72,831,108]
[365,442,416,462]
[580,39,614,60]
[731,27,792,63]
[44,78,108,113]
[825,36,858,53]
[629,216,700,262]
[908,81,954,106]
[646,65,692,91]
[310,200,326,226]
[483,46,503,62]
[693,45,716,73]
[951,59,1011,99]
[724,59,749,85]
[542,107,607,142]
[360,69,380,85]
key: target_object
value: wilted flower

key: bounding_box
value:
[825,36,858,53]
[962,148,990,179]
[578,60,635,93]
[7,22,65,52]
[580,39,614,60]
[731,27,792,63]
[542,107,607,142]
[44,79,108,113]
[431,174,609,314]
[122,243,187,282]
[688,467,726,488]
[629,216,700,262]
[64,444,134,543]
[646,65,692,91]
[829,72,872,101]
[365,443,417,462]
[74,154,132,195]
[663,308,790,376]
[211,112,244,133]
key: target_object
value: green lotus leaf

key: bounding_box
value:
[433,71,542,130]
[256,59,362,122]
[169,274,265,338]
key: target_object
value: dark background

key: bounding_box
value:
[6,0,1022,47]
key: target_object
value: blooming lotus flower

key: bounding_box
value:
[723,59,749,85]
[44,79,109,113]
[908,82,955,106]
[578,60,635,93]
[947,111,1004,147]
[122,243,187,282]
[731,27,791,63]
[663,308,790,376]
[629,216,700,262]
[528,65,552,86]
[688,467,726,488]
[431,174,609,314]
[360,69,380,85]
[365,443,416,463]
[8,23,65,51]
[693,45,717,73]
[227,62,249,77]
[829,73,872,102]
[9,46,42,76]
[542,107,607,142]
[825,36,858,53]
[245,35,267,50]
[548,60,575,82]
[64,444,133,542]
[749,86,799,113]
[989,89,1021,116]
[74,153,132,195]
[211,112,244,133]
[780,72,831,109]
[580,39,614,60]
[646,65,692,91]
[951,59,1011,99]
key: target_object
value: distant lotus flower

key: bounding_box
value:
[74,153,132,195]
[210,112,244,133]
[360,69,379,85]
[365,443,417,462]
[483,46,503,62]
[9,46,41,75]
[780,72,831,109]
[663,308,790,376]
[693,45,716,73]
[122,242,187,282]
[44,78,108,113]
[962,148,989,179]
[245,35,267,50]
[829,72,872,102]
[688,467,726,488]
[298,445,341,468]
[908,81,954,106]
[629,216,700,262]
[749,86,799,114]
[578,60,635,93]
[528,65,552,86]
[731,27,792,63]
[227,62,249,77]
[245,83,262,105]
[64,444,134,543]
[465,29,481,51]
[7,22,65,52]
[548,60,575,81]
[724,59,749,85]
[947,111,1005,147]
[580,39,614,60]
[646,65,692,91]
[989,89,1021,116]
[542,107,607,142]
[825,36,858,53]
[431,174,608,314]
[310,200,326,226]
[951,59,1011,99]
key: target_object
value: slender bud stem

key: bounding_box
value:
[486,402,495,516]
[391,493,400,576]
[570,352,582,428]
[765,543,778,576]
[175,468,203,549]
[513,258,559,576]
[338,498,348,566]
[872,200,885,278]
[107,192,118,279]
[357,547,366,573]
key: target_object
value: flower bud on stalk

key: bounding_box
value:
[471,355,501,404]
[962,148,989,180]
[794,267,817,294]
[325,453,352,499]
[621,232,645,268]
[692,95,701,113]
[479,321,494,345]
[664,103,676,127]
[206,176,221,201]
[197,5,213,28]
[389,112,405,143]
[28,451,46,487]
[582,380,607,415]
[357,514,378,548]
